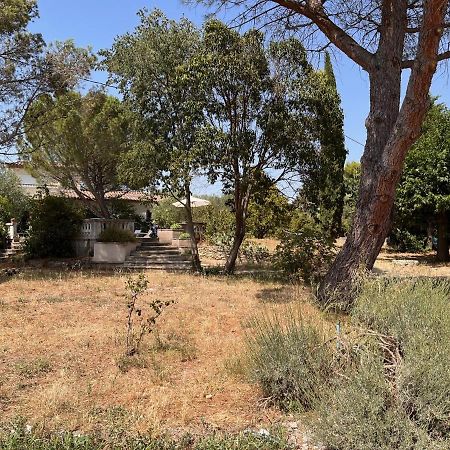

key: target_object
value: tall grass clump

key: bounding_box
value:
[313,278,450,450]
[246,310,333,412]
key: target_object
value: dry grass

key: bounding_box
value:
[0,268,318,435]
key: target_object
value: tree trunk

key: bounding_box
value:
[224,189,251,274]
[183,184,202,273]
[426,218,434,250]
[436,211,449,262]
[319,0,445,303]
[224,211,246,274]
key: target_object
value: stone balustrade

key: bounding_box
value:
[75,218,135,257]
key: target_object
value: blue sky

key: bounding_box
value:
[30,0,450,165]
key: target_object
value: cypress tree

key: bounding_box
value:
[303,53,347,238]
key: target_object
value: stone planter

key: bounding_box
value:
[158,229,182,244]
[92,242,135,263]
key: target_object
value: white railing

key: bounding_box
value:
[79,218,135,240]
[5,219,18,241]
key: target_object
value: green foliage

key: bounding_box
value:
[241,241,270,264]
[97,228,136,243]
[191,196,234,239]
[247,181,291,239]
[151,198,183,229]
[202,23,318,272]
[0,419,289,450]
[103,9,207,270]
[389,228,427,252]
[342,161,360,233]
[1,0,93,153]
[178,232,190,240]
[394,103,450,257]
[0,167,29,223]
[21,90,131,218]
[24,196,84,258]
[103,9,206,203]
[313,357,427,450]
[273,214,335,284]
[246,311,333,412]
[301,53,347,238]
[314,278,450,449]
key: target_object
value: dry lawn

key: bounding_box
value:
[0,269,319,435]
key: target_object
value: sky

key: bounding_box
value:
[28,0,450,190]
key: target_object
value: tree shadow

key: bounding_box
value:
[255,286,296,304]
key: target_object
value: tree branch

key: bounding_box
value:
[270,0,375,71]
[402,49,450,68]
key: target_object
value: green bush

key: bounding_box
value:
[313,278,450,449]
[313,356,430,450]
[388,228,427,252]
[24,196,84,258]
[241,241,270,264]
[246,311,333,412]
[0,221,7,249]
[170,223,182,230]
[272,229,334,284]
[97,228,136,243]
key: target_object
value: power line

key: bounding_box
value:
[345,134,365,147]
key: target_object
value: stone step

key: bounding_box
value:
[131,247,181,255]
[138,245,175,251]
[126,255,191,263]
[123,262,191,270]
[128,255,189,261]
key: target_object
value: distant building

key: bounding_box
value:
[2,162,154,218]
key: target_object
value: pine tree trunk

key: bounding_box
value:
[318,0,445,303]
[436,211,449,262]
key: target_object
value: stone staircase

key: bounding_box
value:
[0,239,24,263]
[123,238,192,270]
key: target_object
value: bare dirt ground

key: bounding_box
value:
[0,268,320,438]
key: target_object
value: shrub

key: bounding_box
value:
[241,241,270,264]
[246,311,333,412]
[313,278,450,449]
[124,274,174,357]
[178,232,191,240]
[353,278,450,441]
[97,227,136,243]
[170,223,182,230]
[272,228,334,284]
[24,196,84,258]
[313,356,429,450]
[388,228,427,252]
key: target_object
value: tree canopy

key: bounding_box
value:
[21,90,131,218]
[0,0,94,157]
[102,10,209,270]
[396,102,450,260]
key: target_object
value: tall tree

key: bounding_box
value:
[192,0,450,301]
[396,102,450,261]
[0,0,93,157]
[301,52,347,238]
[203,22,317,273]
[102,10,208,271]
[21,90,131,218]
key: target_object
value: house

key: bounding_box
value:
[2,162,153,219]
